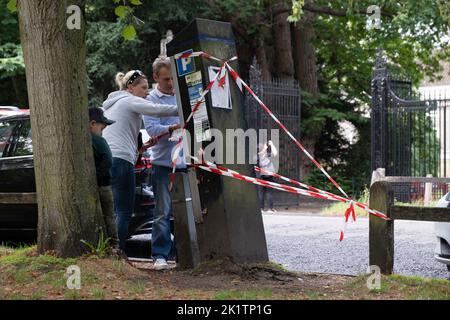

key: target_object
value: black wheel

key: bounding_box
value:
[447,264,450,272]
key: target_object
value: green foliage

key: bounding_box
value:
[288,0,305,23]
[121,24,137,40]
[320,186,370,217]
[311,0,450,102]
[2,0,450,197]
[111,0,144,41]
[6,0,16,13]
[85,0,212,105]
[300,88,372,197]
[80,229,111,258]
[0,43,24,78]
[410,112,440,176]
[0,245,76,271]
[1,0,27,106]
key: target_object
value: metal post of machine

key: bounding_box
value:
[168,18,268,263]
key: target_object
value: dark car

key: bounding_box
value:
[0,113,157,242]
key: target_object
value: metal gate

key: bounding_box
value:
[245,59,302,207]
[371,55,450,202]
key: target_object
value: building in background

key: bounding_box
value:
[419,62,450,177]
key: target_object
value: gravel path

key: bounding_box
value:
[263,213,449,279]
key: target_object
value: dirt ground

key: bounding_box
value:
[1,246,449,300]
[127,258,353,300]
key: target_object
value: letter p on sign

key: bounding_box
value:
[175,49,196,76]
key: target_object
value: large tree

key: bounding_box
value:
[17,0,105,257]
[5,0,450,199]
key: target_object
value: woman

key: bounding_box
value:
[102,70,178,253]
[257,140,278,213]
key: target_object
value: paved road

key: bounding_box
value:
[263,213,450,279]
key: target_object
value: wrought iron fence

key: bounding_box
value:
[371,56,450,203]
[245,59,301,207]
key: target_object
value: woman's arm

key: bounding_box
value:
[268,140,278,157]
[129,95,178,117]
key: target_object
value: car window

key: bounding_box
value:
[0,120,17,157]
[12,120,33,157]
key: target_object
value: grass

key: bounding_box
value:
[64,290,81,300]
[0,245,16,257]
[0,245,76,271]
[90,288,106,300]
[1,243,449,300]
[321,187,370,217]
[125,280,146,295]
[80,229,112,258]
[306,291,319,300]
[394,199,439,207]
[31,289,45,300]
[347,274,450,300]
[321,186,442,217]
[0,245,77,292]
[214,289,273,300]
[13,269,30,284]
[40,270,66,289]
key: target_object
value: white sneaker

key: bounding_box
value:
[266,209,274,213]
[153,258,169,270]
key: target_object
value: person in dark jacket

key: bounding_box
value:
[89,106,119,248]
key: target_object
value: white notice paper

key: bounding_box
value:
[208,66,232,110]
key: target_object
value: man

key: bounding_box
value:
[144,57,185,270]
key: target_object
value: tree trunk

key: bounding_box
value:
[292,8,320,179]
[272,0,295,78]
[255,40,272,81]
[293,13,319,95]
[17,0,105,257]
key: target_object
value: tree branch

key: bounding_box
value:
[304,3,394,18]
[271,3,394,19]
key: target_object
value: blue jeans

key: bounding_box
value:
[151,165,173,260]
[111,157,135,251]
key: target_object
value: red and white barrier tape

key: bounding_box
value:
[190,160,341,202]
[255,166,388,239]
[225,62,349,200]
[190,156,389,222]
[169,57,237,189]
[163,50,388,240]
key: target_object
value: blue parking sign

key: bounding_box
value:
[175,49,196,77]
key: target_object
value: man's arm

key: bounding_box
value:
[143,115,171,137]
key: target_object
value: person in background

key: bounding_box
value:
[88,106,119,248]
[257,140,278,213]
[143,57,186,270]
[102,70,178,254]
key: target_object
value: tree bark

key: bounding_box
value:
[292,7,320,179]
[255,39,272,81]
[293,12,319,95]
[272,0,295,78]
[17,0,105,257]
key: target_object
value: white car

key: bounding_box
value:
[435,193,450,272]
[0,106,23,118]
